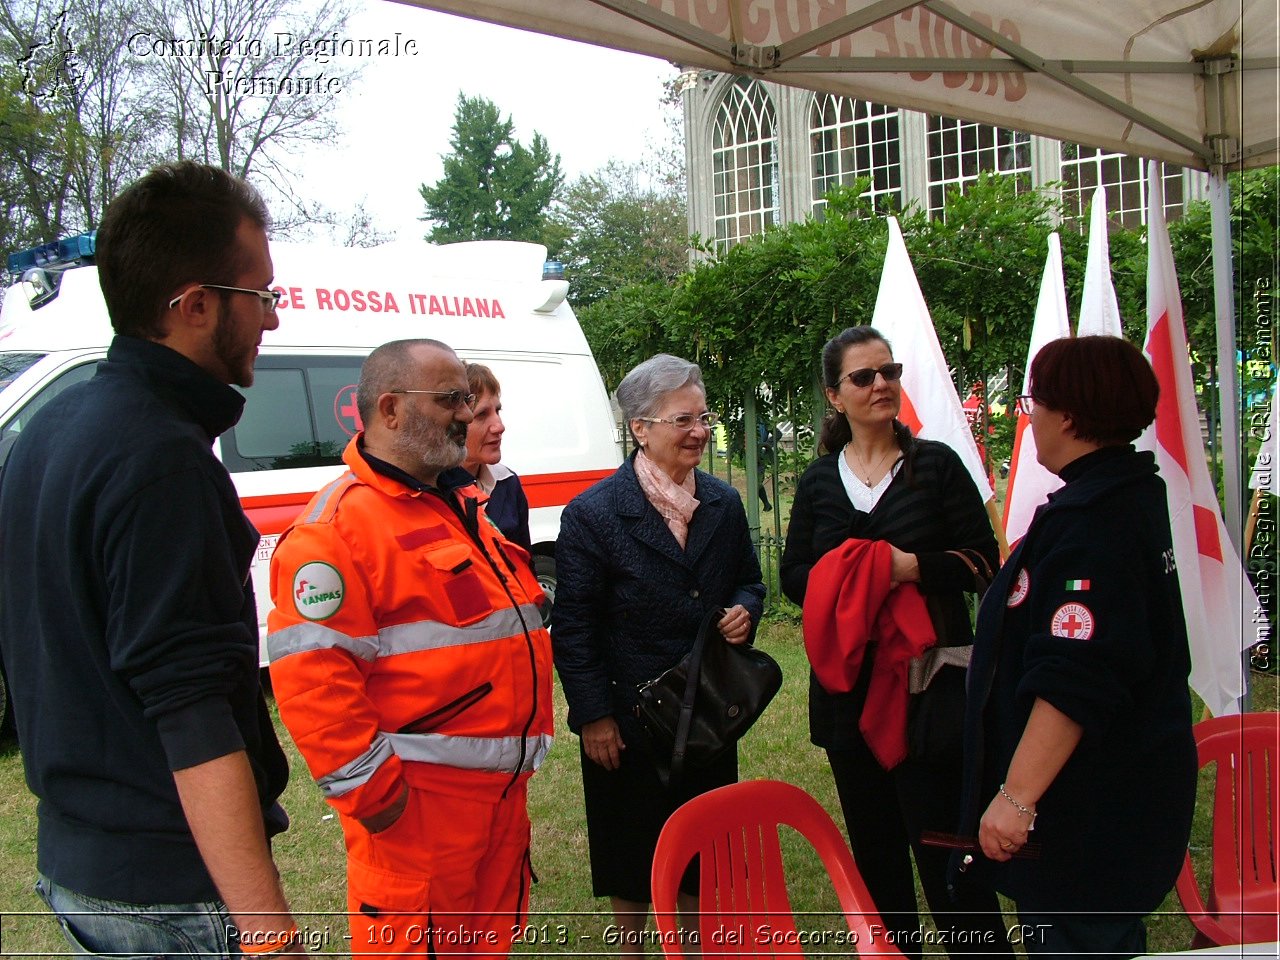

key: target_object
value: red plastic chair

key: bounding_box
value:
[651,779,905,957]
[1175,712,1280,947]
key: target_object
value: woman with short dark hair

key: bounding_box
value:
[958,335,1197,960]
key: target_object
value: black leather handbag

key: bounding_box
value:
[636,606,782,786]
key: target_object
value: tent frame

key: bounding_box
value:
[583,0,1265,546]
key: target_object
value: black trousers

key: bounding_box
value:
[826,741,1013,960]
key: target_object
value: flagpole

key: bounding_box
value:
[1210,173,1243,549]
[985,498,1010,561]
[1244,487,1264,552]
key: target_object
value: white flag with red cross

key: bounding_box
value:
[1137,160,1258,717]
[1003,234,1070,545]
[871,217,993,501]
[1077,186,1124,338]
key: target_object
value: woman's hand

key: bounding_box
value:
[718,604,753,644]
[581,716,625,770]
[889,545,920,584]
[978,789,1035,861]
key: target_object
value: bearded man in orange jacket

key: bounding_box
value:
[268,338,554,957]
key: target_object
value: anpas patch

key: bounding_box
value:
[293,562,345,621]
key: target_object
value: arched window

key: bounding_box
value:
[712,78,778,251]
[809,93,901,215]
[1059,145,1183,230]
[926,116,1031,218]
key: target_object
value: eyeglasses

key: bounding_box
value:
[1016,395,1036,416]
[168,284,283,312]
[390,389,478,410]
[837,363,904,389]
[635,412,719,430]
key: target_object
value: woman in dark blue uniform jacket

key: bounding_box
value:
[958,336,1196,960]
[552,353,766,952]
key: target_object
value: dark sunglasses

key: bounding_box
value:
[837,362,904,389]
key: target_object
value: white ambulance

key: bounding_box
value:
[0,235,622,729]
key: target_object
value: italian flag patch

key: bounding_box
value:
[1065,579,1091,591]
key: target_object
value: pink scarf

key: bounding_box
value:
[634,450,700,549]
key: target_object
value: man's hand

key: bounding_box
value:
[173,752,310,956]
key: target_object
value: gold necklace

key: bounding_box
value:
[849,441,895,486]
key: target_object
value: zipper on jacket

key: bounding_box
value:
[398,682,493,734]
[432,485,542,798]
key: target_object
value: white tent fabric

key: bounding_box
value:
[402,0,1277,172]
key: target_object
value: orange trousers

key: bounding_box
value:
[342,781,531,958]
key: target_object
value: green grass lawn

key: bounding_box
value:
[1,625,1275,956]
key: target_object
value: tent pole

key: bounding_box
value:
[1210,172,1243,551]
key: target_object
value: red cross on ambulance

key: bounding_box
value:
[334,384,363,437]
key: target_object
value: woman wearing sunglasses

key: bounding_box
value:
[552,353,765,952]
[781,326,1009,959]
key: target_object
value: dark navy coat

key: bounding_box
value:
[551,453,766,737]
[957,445,1196,914]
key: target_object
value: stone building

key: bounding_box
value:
[678,71,1208,252]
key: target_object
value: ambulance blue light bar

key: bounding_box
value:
[6,231,97,276]
[542,260,564,281]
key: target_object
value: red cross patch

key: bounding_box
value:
[1006,568,1030,608]
[1050,602,1095,641]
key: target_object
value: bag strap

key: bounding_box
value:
[669,606,725,785]
[946,548,993,592]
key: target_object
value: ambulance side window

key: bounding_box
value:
[224,356,363,471]
[0,360,99,467]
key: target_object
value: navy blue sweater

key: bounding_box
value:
[957,446,1196,914]
[0,336,289,905]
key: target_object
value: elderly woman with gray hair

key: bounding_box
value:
[552,353,766,950]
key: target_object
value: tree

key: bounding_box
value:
[419,93,563,249]
[553,160,687,308]
[138,0,359,229]
[0,0,158,245]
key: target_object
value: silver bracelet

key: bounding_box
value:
[999,783,1037,829]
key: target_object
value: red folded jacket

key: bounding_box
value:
[802,538,936,769]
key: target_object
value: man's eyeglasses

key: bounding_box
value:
[168,284,283,312]
[390,389,478,411]
[635,412,719,430]
[1016,395,1036,416]
[837,363,904,389]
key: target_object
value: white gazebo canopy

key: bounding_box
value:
[399,0,1278,540]
[399,0,1276,172]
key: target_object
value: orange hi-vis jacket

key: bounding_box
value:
[267,437,554,824]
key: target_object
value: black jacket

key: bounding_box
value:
[0,336,289,905]
[781,439,998,748]
[957,445,1196,913]
[551,453,766,738]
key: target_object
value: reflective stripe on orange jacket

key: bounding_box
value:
[267,437,554,823]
